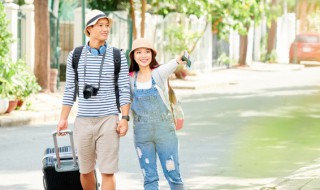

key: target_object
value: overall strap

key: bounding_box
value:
[133,71,138,88]
[134,71,155,88]
[151,77,156,86]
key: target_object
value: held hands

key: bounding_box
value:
[116,119,128,137]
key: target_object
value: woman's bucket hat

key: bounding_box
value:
[129,38,157,57]
[84,9,113,37]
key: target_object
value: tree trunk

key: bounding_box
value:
[239,34,248,66]
[34,0,50,92]
[267,0,277,56]
[298,0,308,33]
[129,0,137,40]
[140,0,146,37]
[267,21,277,54]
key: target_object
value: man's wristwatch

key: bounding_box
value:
[121,115,130,121]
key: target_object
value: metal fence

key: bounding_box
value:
[49,11,60,69]
[107,11,133,63]
[17,10,24,60]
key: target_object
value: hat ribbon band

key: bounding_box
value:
[86,14,107,26]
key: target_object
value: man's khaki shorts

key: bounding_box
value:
[74,115,119,174]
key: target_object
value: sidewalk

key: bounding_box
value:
[260,157,320,190]
[0,91,73,127]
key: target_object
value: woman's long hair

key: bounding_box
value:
[129,48,160,72]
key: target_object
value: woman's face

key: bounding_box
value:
[133,48,152,68]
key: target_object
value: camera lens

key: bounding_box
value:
[83,89,92,99]
[83,84,93,99]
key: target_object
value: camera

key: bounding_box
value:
[83,84,99,99]
[182,50,192,68]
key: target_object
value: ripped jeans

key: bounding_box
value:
[134,118,184,190]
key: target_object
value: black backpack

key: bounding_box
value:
[71,46,121,112]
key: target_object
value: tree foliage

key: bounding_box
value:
[210,0,268,40]
[87,0,130,12]
[149,0,211,19]
[0,3,14,59]
[58,0,79,21]
[150,0,270,40]
[164,23,202,55]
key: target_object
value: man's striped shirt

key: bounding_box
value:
[63,46,131,117]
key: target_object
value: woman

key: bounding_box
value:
[129,38,186,190]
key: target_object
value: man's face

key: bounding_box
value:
[87,18,110,41]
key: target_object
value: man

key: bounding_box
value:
[57,9,131,190]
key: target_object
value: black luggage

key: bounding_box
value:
[42,130,98,190]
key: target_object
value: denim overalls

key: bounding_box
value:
[131,73,184,190]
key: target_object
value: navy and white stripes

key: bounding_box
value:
[63,46,131,117]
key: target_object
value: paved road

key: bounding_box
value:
[0,67,320,190]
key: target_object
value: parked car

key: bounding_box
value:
[289,33,320,63]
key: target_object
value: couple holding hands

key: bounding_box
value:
[57,9,189,190]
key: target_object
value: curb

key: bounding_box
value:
[0,110,61,127]
[0,110,78,127]
[238,63,305,72]
[260,157,320,190]
[170,71,237,90]
[0,92,77,127]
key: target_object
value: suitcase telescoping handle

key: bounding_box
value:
[52,130,78,171]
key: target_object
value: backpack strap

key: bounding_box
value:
[113,47,121,113]
[72,46,84,101]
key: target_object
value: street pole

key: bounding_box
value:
[294,0,298,64]
[82,0,86,45]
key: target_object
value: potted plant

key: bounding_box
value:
[16,70,41,108]
[8,59,41,109]
[0,59,17,112]
[0,58,40,112]
[0,58,13,114]
[0,76,18,114]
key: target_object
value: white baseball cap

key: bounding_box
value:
[84,9,113,37]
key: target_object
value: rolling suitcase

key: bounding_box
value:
[42,130,99,190]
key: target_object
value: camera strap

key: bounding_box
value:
[84,48,106,90]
